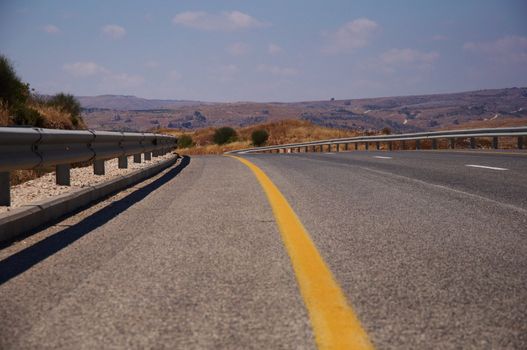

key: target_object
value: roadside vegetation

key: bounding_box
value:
[251,129,269,146]
[213,127,238,145]
[1,54,86,185]
[0,54,85,129]
[160,119,361,155]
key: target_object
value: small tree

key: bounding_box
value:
[251,129,269,146]
[177,134,194,148]
[48,93,83,127]
[213,127,237,145]
[0,55,30,110]
[381,127,391,135]
[48,93,81,116]
[12,105,44,127]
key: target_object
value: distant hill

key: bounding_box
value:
[77,95,204,110]
[80,87,527,132]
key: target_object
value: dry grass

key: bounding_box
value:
[10,168,54,186]
[0,101,86,129]
[30,102,86,129]
[160,120,361,155]
[0,101,12,126]
[442,117,526,130]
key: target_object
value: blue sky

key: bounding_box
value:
[1,0,526,102]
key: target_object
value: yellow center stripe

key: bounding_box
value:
[230,155,373,350]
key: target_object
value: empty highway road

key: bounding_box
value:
[1,151,526,349]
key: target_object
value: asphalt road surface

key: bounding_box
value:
[1,151,526,349]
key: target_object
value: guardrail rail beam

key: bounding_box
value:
[225,126,527,156]
[0,127,177,207]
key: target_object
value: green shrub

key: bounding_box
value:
[47,93,84,129]
[177,134,194,148]
[251,129,269,146]
[213,127,237,145]
[0,55,30,110]
[48,93,81,117]
[11,105,44,127]
[381,127,391,135]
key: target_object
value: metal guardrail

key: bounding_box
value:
[227,126,527,154]
[0,127,177,206]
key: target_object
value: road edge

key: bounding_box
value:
[0,154,180,244]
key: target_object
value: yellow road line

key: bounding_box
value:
[229,155,373,350]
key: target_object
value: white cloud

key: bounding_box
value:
[144,13,154,23]
[169,70,181,80]
[324,18,379,54]
[172,10,266,31]
[102,73,144,88]
[257,64,298,77]
[432,34,447,41]
[268,43,283,55]
[215,64,239,82]
[381,48,439,65]
[63,61,143,89]
[145,60,159,68]
[376,48,439,75]
[101,24,126,39]
[227,42,249,56]
[42,24,60,34]
[463,36,527,63]
[63,61,107,77]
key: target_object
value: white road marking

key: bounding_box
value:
[465,164,508,171]
[326,152,336,154]
[374,156,392,159]
[357,165,526,215]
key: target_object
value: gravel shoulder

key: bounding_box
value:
[1,154,175,214]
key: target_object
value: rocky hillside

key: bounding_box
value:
[81,87,527,132]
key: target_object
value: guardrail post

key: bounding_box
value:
[401,140,405,150]
[0,172,10,206]
[305,146,308,152]
[415,140,421,150]
[93,160,105,175]
[449,138,455,149]
[144,152,152,161]
[336,144,340,152]
[432,139,437,150]
[376,142,380,150]
[365,142,369,151]
[519,136,524,149]
[492,137,499,149]
[470,137,476,149]
[133,153,142,163]
[319,145,323,152]
[118,156,128,168]
[344,143,349,151]
[56,164,71,186]
[388,142,393,151]
[354,143,358,150]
